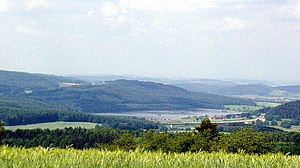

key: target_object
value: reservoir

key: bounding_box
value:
[93,108,242,120]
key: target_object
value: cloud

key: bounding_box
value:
[224,17,251,30]
[278,2,300,19]
[0,0,9,12]
[87,10,96,18]
[100,0,216,16]
[234,4,245,9]
[15,25,33,34]
[100,0,216,27]
[101,2,122,17]
[0,0,53,13]
[118,0,216,12]
[101,2,134,26]
[15,23,41,36]
[24,0,52,10]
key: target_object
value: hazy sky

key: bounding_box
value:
[0,0,299,82]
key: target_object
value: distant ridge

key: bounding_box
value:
[0,70,255,113]
[274,85,300,93]
[175,82,300,97]
[0,70,80,91]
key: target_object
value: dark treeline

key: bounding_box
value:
[0,107,161,131]
[1,119,299,155]
[1,127,121,149]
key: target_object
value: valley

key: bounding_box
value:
[1,70,299,133]
[1,2,299,166]
[1,70,300,161]
[92,108,241,121]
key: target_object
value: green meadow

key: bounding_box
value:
[4,122,99,131]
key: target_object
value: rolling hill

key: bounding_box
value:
[0,70,79,91]
[175,83,274,96]
[259,100,300,120]
[176,82,300,99]
[11,79,255,112]
[175,83,232,95]
[75,75,300,99]
[0,70,255,113]
[217,84,274,96]
[274,85,300,93]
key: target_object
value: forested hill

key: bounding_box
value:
[0,70,79,91]
[217,84,273,96]
[176,83,274,96]
[0,70,255,112]
[274,85,300,93]
[11,80,254,112]
[259,100,300,120]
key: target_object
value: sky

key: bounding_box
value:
[0,0,299,83]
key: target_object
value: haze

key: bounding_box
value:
[0,0,299,83]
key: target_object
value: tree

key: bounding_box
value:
[255,120,265,127]
[195,119,219,139]
[281,121,292,129]
[275,142,300,155]
[271,120,278,126]
[219,128,273,154]
[174,133,194,152]
[113,133,136,151]
[0,121,4,144]
[191,133,212,152]
[139,131,176,153]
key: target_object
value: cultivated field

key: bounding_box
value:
[270,125,300,132]
[4,122,99,130]
[0,146,299,168]
[225,101,281,112]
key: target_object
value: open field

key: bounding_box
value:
[225,105,261,111]
[1,146,300,168]
[4,122,99,130]
[225,101,281,112]
[269,125,300,132]
[256,102,281,107]
[235,94,300,103]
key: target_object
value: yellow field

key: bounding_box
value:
[0,146,299,168]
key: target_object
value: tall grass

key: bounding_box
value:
[0,146,299,168]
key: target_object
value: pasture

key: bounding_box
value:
[225,101,281,112]
[4,122,99,130]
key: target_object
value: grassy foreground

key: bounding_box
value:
[0,146,300,168]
